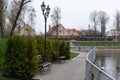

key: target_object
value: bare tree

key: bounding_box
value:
[89,11,98,37]
[6,0,22,36]
[115,10,120,31]
[28,7,36,28]
[98,11,109,37]
[51,7,61,26]
[9,0,31,36]
[6,0,27,37]
[51,7,61,38]
[0,0,7,38]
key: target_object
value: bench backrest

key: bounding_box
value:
[38,55,43,64]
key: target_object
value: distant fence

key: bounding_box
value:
[70,46,93,52]
[80,37,113,41]
[86,47,115,80]
[47,36,79,40]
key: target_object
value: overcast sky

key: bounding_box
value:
[31,0,120,34]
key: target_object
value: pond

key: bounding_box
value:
[96,52,120,80]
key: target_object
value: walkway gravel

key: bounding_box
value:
[33,51,88,80]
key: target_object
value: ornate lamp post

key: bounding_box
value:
[41,2,50,61]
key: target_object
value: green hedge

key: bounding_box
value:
[4,36,38,80]
[59,41,70,59]
[1,36,70,79]
[36,37,70,61]
[36,37,44,55]
[52,40,60,61]
[53,40,60,51]
[0,39,7,70]
[36,37,53,62]
[46,39,54,62]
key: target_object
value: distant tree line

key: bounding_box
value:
[1,1,120,39]
[89,10,120,37]
[89,11,109,37]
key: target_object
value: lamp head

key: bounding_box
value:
[41,2,46,12]
[46,5,50,15]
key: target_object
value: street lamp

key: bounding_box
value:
[41,2,50,61]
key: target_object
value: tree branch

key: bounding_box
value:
[23,0,31,5]
[9,0,32,36]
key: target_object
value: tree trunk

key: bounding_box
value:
[10,0,24,36]
[94,23,97,37]
[0,0,4,38]
[9,0,31,36]
[0,25,4,38]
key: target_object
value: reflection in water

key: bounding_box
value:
[96,53,120,80]
[105,57,116,79]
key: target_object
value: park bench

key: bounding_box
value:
[53,51,66,62]
[38,55,52,72]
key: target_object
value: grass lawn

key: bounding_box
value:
[70,52,79,59]
[72,41,120,46]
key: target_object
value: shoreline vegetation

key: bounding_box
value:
[72,41,120,53]
[72,41,120,46]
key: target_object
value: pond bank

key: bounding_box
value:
[70,46,120,53]
[96,46,120,53]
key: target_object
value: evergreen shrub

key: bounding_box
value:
[36,37,44,55]
[36,37,54,62]
[37,37,70,61]
[4,36,38,80]
[52,40,60,61]
[0,39,7,70]
[46,39,54,62]
[59,41,70,59]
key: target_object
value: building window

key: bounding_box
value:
[59,30,62,33]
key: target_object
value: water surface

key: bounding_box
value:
[96,53,120,80]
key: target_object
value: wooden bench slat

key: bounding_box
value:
[38,55,52,72]
[53,51,66,60]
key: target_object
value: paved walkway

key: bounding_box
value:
[33,51,88,80]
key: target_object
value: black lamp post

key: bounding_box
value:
[41,2,50,61]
